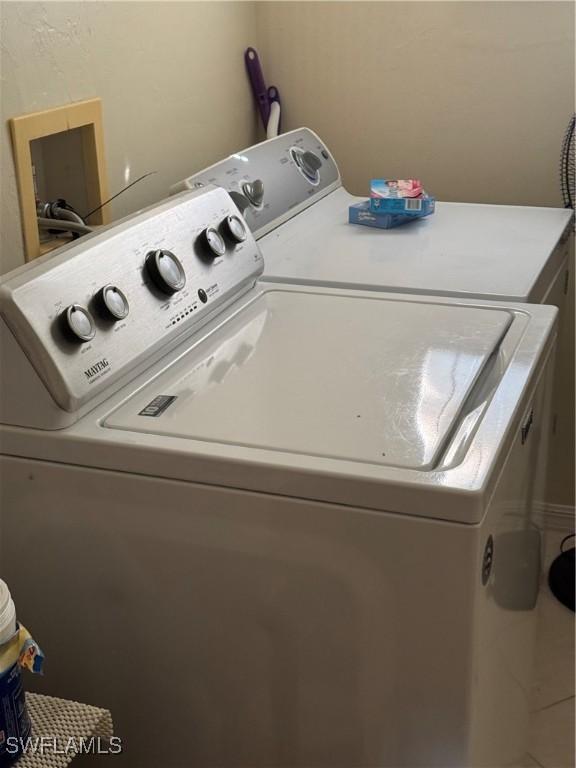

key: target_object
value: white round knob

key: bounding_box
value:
[63,304,95,342]
[224,215,247,243]
[145,250,186,294]
[201,227,227,257]
[99,285,129,320]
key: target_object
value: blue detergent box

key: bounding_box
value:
[349,200,433,230]
[370,192,436,216]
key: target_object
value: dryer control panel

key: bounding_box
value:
[0,187,264,412]
[171,128,341,239]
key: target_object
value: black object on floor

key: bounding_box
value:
[548,535,575,612]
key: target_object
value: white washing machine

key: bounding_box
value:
[173,128,575,502]
[0,187,557,768]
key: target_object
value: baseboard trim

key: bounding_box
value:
[535,502,575,530]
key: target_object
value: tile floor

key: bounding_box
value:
[527,525,575,768]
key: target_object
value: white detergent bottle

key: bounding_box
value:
[0,579,32,765]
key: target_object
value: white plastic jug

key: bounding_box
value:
[0,580,17,643]
[0,579,32,765]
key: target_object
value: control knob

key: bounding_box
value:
[291,148,322,183]
[222,215,247,244]
[200,226,227,257]
[62,304,95,343]
[97,285,129,320]
[299,151,322,177]
[145,250,186,294]
[241,179,264,208]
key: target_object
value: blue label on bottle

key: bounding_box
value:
[0,661,31,765]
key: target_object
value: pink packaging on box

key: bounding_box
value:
[371,179,423,199]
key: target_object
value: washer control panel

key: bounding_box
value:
[0,187,264,412]
[171,128,341,239]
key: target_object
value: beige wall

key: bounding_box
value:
[256,1,575,206]
[0,1,258,274]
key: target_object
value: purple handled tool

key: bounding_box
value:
[245,48,271,130]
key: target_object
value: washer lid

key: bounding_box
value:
[104,289,512,471]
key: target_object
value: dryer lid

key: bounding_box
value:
[104,289,512,471]
[259,188,573,302]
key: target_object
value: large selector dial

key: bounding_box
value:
[145,249,186,294]
[62,304,95,342]
[223,215,247,243]
[290,148,322,184]
[97,285,129,320]
[200,226,227,257]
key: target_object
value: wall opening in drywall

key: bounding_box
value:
[31,129,90,223]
